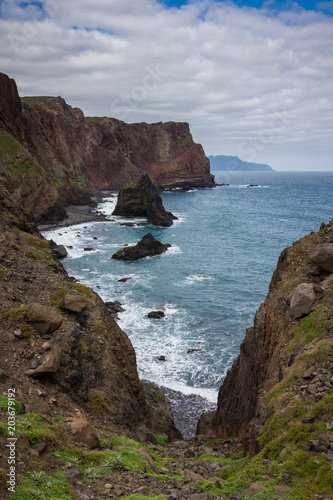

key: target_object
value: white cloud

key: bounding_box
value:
[0,0,333,170]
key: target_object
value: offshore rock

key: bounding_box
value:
[113,173,177,227]
[112,233,171,261]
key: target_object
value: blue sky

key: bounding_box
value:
[0,0,332,170]
[163,0,333,13]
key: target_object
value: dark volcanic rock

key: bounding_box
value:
[148,311,165,319]
[113,173,177,227]
[112,233,171,261]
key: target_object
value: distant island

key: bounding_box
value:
[209,155,274,172]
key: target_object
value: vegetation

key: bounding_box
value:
[287,310,330,353]
[93,320,106,333]
[50,287,69,309]
[73,283,95,300]
[0,306,29,323]
[12,471,75,500]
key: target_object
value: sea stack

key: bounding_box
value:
[113,173,177,227]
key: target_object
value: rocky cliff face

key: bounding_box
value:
[0,196,181,445]
[206,220,333,457]
[0,72,214,223]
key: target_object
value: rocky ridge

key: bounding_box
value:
[0,72,214,224]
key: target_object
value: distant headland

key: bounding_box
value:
[209,154,274,172]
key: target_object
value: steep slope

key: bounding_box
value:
[0,72,214,224]
[200,220,333,455]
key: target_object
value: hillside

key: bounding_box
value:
[209,155,273,172]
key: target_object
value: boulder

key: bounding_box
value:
[148,311,165,319]
[112,233,171,261]
[26,343,63,377]
[49,240,67,258]
[28,303,63,335]
[112,173,177,227]
[69,418,99,449]
[290,283,316,318]
[309,243,333,272]
[64,294,88,313]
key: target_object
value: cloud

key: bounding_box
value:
[0,0,332,170]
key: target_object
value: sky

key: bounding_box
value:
[0,1,332,171]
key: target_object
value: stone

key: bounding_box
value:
[69,418,99,449]
[112,233,171,261]
[33,442,47,454]
[14,328,24,339]
[16,433,30,458]
[63,468,81,478]
[42,342,51,350]
[118,277,132,283]
[309,243,333,272]
[308,384,317,394]
[148,310,165,319]
[113,485,123,496]
[113,173,178,227]
[290,283,316,318]
[157,355,166,361]
[49,240,68,258]
[28,303,63,335]
[64,294,88,313]
[303,366,315,378]
[241,483,263,497]
[26,344,63,377]
[83,247,95,251]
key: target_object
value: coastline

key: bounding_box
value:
[38,204,109,232]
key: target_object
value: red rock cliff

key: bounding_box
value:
[0,72,214,223]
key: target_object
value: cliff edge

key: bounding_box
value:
[0,72,214,224]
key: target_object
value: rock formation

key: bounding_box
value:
[113,173,177,226]
[0,72,214,223]
[112,233,171,261]
[199,219,333,457]
[0,197,180,443]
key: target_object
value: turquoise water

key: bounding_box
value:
[43,171,333,408]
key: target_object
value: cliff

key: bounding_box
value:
[0,72,214,223]
[203,220,333,459]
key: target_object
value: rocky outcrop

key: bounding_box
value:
[208,219,333,455]
[112,233,171,261]
[113,173,177,226]
[0,72,214,223]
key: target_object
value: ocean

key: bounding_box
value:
[42,171,333,437]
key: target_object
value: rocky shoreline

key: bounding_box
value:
[38,204,109,231]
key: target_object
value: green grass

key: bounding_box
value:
[152,434,168,445]
[0,396,24,415]
[55,446,159,483]
[93,321,106,333]
[24,234,50,250]
[99,434,142,450]
[0,413,60,444]
[73,283,95,300]
[0,306,29,323]
[50,287,69,309]
[89,392,108,413]
[12,470,75,499]
[287,310,330,353]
